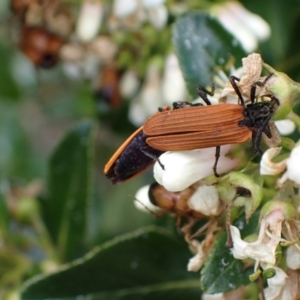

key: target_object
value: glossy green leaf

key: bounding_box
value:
[42,120,96,262]
[21,227,200,299]
[172,12,246,98]
[201,232,251,294]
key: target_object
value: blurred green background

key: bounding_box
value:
[1,0,300,298]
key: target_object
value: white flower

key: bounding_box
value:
[263,265,288,300]
[134,185,163,213]
[154,145,239,192]
[76,0,103,43]
[260,148,287,176]
[275,119,296,135]
[161,54,187,106]
[128,63,163,126]
[202,293,225,300]
[230,224,276,265]
[111,0,168,30]
[286,145,300,184]
[146,4,168,29]
[188,185,220,216]
[142,0,165,8]
[120,70,140,99]
[211,2,270,52]
[279,143,300,186]
[187,240,206,272]
[113,0,138,17]
[230,208,287,269]
[286,245,300,270]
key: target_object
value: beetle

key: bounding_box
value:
[147,181,205,219]
[104,102,203,184]
[143,75,279,175]
[105,75,278,183]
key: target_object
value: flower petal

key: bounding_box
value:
[286,246,300,270]
[286,144,300,185]
[76,1,103,42]
[188,185,220,216]
[113,0,138,17]
[161,54,187,106]
[260,147,287,176]
[275,119,295,135]
[134,185,163,213]
[263,266,288,300]
[153,145,238,192]
[147,4,168,29]
[230,225,250,260]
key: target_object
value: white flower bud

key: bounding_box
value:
[202,293,226,300]
[187,240,206,272]
[274,119,295,135]
[188,185,219,216]
[128,101,149,126]
[161,54,187,106]
[142,0,165,8]
[213,3,258,52]
[134,185,162,213]
[128,63,163,126]
[286,144,300,185]
[76,1,103,43]
[263,266,288,300]
[113,0,138,18]
[120,70,140,99]
[286,246,300,270]
[147,4,168,29]
[226,2,270,41]
[154,145,238,192]
[212,2,270,52]
[260,147,287,176]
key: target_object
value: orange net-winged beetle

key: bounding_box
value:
[105,75,279,183]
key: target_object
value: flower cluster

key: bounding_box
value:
[135,53,300,299]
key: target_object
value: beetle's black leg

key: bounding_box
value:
[172,101,203,109]
[263,124,272,139]
[196,83,215,105]
[140,148,165,170]
[212,146,221,177]
[229,76,245,106]
[252,113,274,154]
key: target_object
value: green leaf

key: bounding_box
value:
[0,182,9,234]
[42,120,96,262]
[0,43,21,100]
[21,227,200,300]
[201,232,251,294]
[172,12,246,98]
